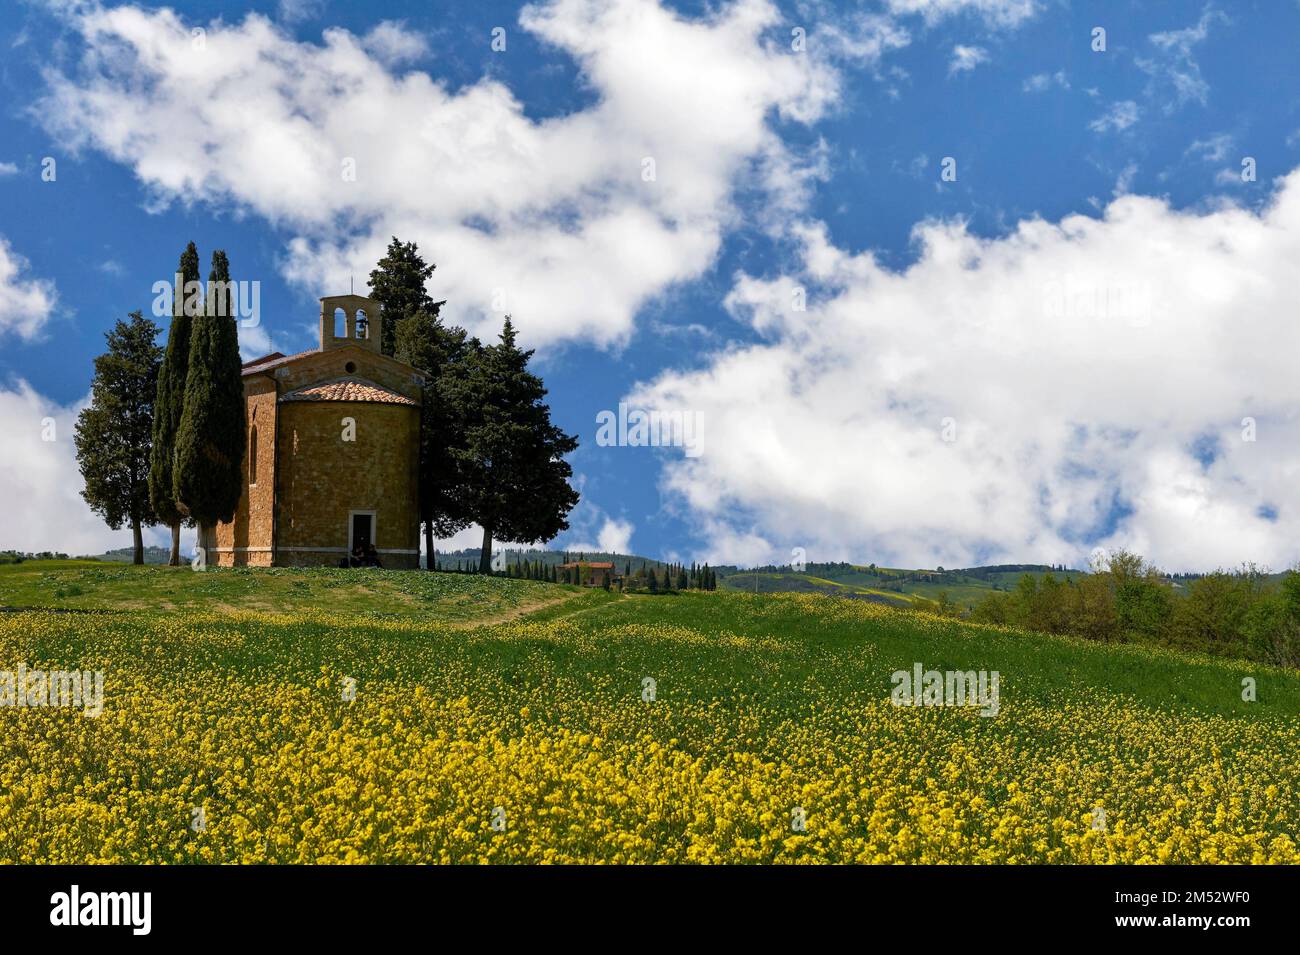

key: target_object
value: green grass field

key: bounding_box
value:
[1,563,1296,863]
[0,560,593,623]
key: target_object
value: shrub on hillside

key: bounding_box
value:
[1243,572,1300,668]
[966,555,1300,664]
[1167,569,1261,656]
[1107,550,1172,643]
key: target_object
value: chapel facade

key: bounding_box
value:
[209,294,423,569]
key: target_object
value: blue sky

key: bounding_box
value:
[3,0,1300,571]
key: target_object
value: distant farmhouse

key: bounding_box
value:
[559,561,618,587]
[207,294,422,568]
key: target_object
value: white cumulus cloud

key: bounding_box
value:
[633,170,1300,572]
[360,20,428,66]
[35,0,837,350]
[0,381,145,555]
[0,236,57,340]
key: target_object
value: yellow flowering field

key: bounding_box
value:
[0,570,1297,863]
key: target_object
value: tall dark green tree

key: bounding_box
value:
[394,304,471,570]
[75,312,164,565]
[442,317,579,573]
[368,236,437,356]
[149,241,200,565]
[173,250,246,552]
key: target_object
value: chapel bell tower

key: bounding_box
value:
[319,294,382,353]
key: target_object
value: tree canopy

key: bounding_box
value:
[76,311,163,564]
[368,236,438,356]
[441,317,579,572]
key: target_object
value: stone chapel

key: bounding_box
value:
[209,294,423,569]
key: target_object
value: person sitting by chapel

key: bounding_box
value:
[364,542,383,569]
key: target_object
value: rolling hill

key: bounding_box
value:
[0,561,1295,863]
[716,562,1079,608]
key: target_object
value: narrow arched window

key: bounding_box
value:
[355,308,369,339]
[249,426,258,485]
[334,307,347,339]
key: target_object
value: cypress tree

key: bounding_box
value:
[149,241,200,565]
[173,250,246,553]
[75,311,163,564]
[369,236,437,356]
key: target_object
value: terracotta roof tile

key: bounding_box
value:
[279,376,419,406]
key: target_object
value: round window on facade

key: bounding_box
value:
[345,361,357,374]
